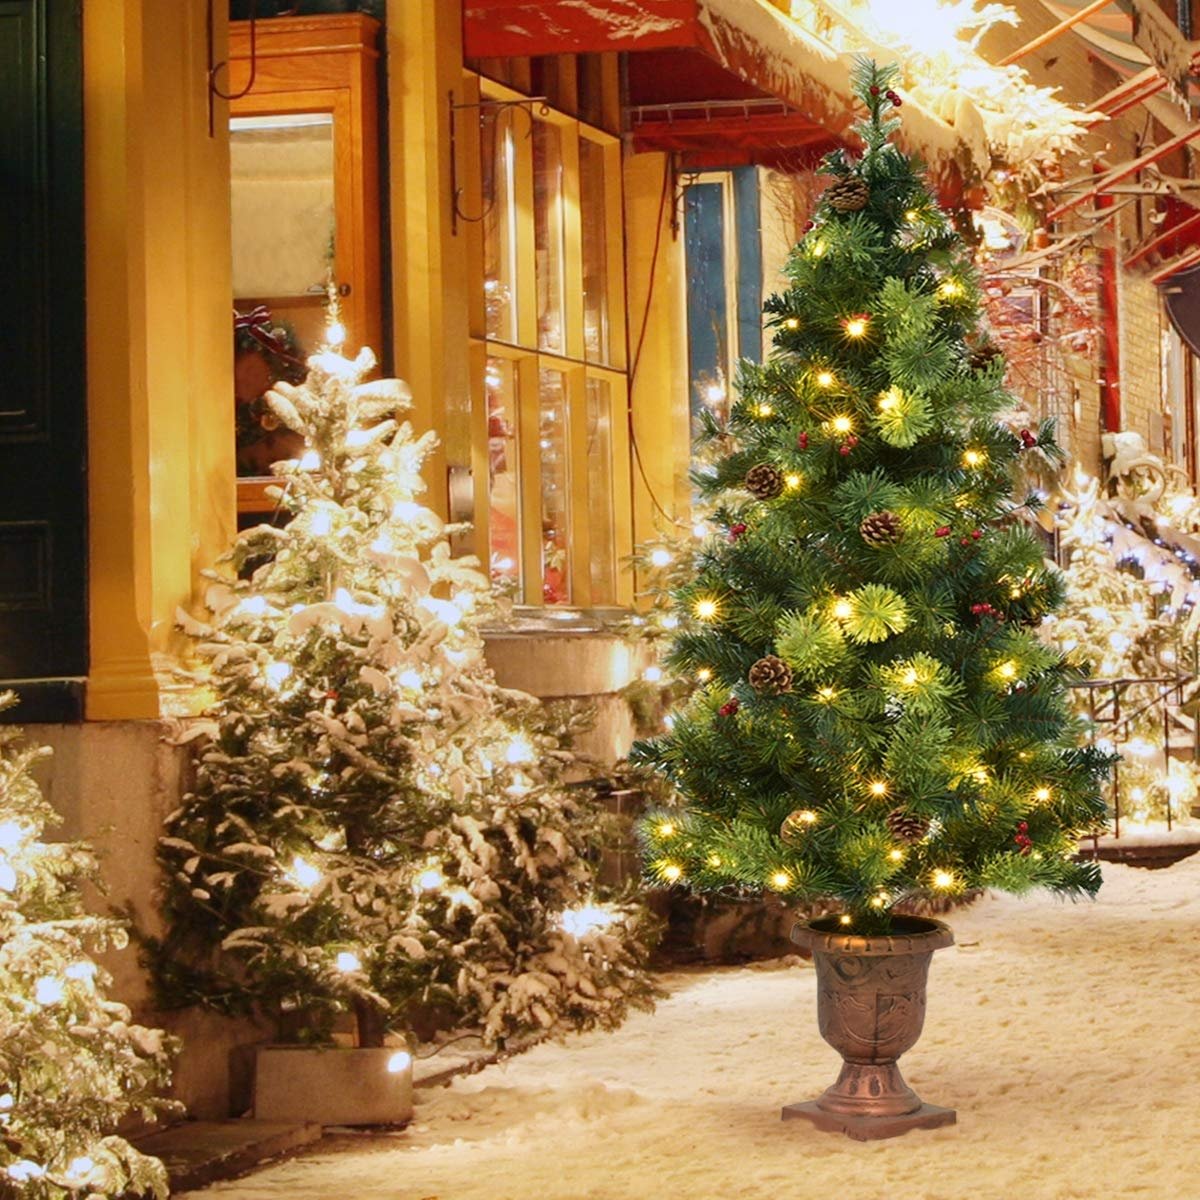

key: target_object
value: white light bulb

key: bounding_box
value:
[649,548,672,568]
[34,977,64,1006]
[335,951,361,973]
[289,856,322,889]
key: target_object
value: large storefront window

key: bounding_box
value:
[473,84,631,608]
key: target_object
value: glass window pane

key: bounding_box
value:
[486,356,520,589]
[585,378,616,604]
[482,120,518,342]
[538,369,571,604]
[533,121,566,353]
[580,138,610,363]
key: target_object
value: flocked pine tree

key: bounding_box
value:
[0,696,175,1199]
[153,334,653,1047]
[634,60,1111,933]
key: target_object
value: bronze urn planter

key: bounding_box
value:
[783,915,955,1140]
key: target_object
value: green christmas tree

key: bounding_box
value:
[153,335,653,1047]
[634,60,1110,933]
[0,696,175,1199]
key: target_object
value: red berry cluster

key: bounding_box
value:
[797,431,809,450]
[719,698,740,717]
[1014,821,1032,856]
[1018,429,1037,449]
[728,522,747,542]
[885,89,902,108]
[935,525,951,538]
[839,435,859,457]
[970,602,1005,622]
[959,528,983,546]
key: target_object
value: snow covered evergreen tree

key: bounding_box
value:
[0,696,174,1199]
[635,60,1111,933]
[153,336,653,1047]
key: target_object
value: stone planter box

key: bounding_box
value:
[254,1046,413,1126]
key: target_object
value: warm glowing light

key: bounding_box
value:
[769,870,791,890]
[784,472,802,490]
[831,415,853,435]
[34,977,64,1006]
[817,686,837,702]
[1034,787,1051,802]
[904,209,919,222]
[649,548,672,568]
[264,661,292,689]
[694,597,719,621]
[417,868,445,891]
[932,869,955,890]
[298,450,321,471]
[696,667,713,683]
[335,951,362,973]
[754,403,774,418]
[878,387,901,411]
[505,735,534,764]
[962,449,984,468]
[810,239,827,258]
[662,863,683,882]
[815,370,835,389]
[657,821,677,838]
[902,668,919,687]
[832,599,853,620]
[387,1051,412,1074]
[888,848,905,862]
[869,780,888,797]
[997,661,1017,680]
[843,316,868,339]
[870,893,888,908]
[938,280,965,300]
[290,856,322,889]
[707,853,722,868]
[794,809,818,825]
[705,382,726,406]
[784,317,800,330]
[838,914,852,926]
[643,665,663,683]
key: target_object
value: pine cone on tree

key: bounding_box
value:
[860,510,903,547]
[745,463,785,500]
[748,655,793,695]
[886,807,929,843]
[825,176,870,213]
[969,340,1002,372]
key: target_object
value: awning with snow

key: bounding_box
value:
[463,0,980,187]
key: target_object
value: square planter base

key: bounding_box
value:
[781,1100,956,1141]
[255,1046,414,1126]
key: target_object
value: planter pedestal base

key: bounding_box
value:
[782,1099,955,1141]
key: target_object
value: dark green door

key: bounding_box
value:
[0,0,86,719]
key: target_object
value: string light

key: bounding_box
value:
[696,667,713,683]
[817,686,837,702]
[662,863,683,882]
[815,370,835,389]
[754,403,774,418]
[997,661,1017,680]
[707,853,722,868]
[888,848,905,862]
[289,857,322,889]
[869,780,888,797]
[962,448,985,468]
[657,821,676,838]
[937,279,964,300]
[793,809,818,825]
[831,415,853,435]
[904,209,919,222]
[649,548,672,568]
[784,472,802,490]
[769,870,791,890]
[1034,787,1051,802]
[694,597,719,621]
[784,317,800,330]
[932,869,955,889]
[843,316,869,339]
[838,914,852,926]
[870,893,888,908]
[878,386,901,411]
[832,598,853,620]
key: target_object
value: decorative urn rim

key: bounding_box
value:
[790,914,954,957]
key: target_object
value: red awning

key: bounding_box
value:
[464,0,979,188]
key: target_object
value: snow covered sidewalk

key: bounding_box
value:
[182,858,1200,1200]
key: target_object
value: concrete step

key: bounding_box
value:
[133,1119,321,1193]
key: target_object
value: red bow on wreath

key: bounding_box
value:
[232,306,305,368]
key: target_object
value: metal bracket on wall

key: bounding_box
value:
[207,0,260,137]
[448,93,549,235]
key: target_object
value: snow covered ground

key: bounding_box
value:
[183,857,1200,1200]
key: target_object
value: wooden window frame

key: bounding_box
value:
[467,75,632,610]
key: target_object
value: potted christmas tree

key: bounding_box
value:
[0,696,176,1195]
[152,325,653,1125]
[634,59,1109,1140]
